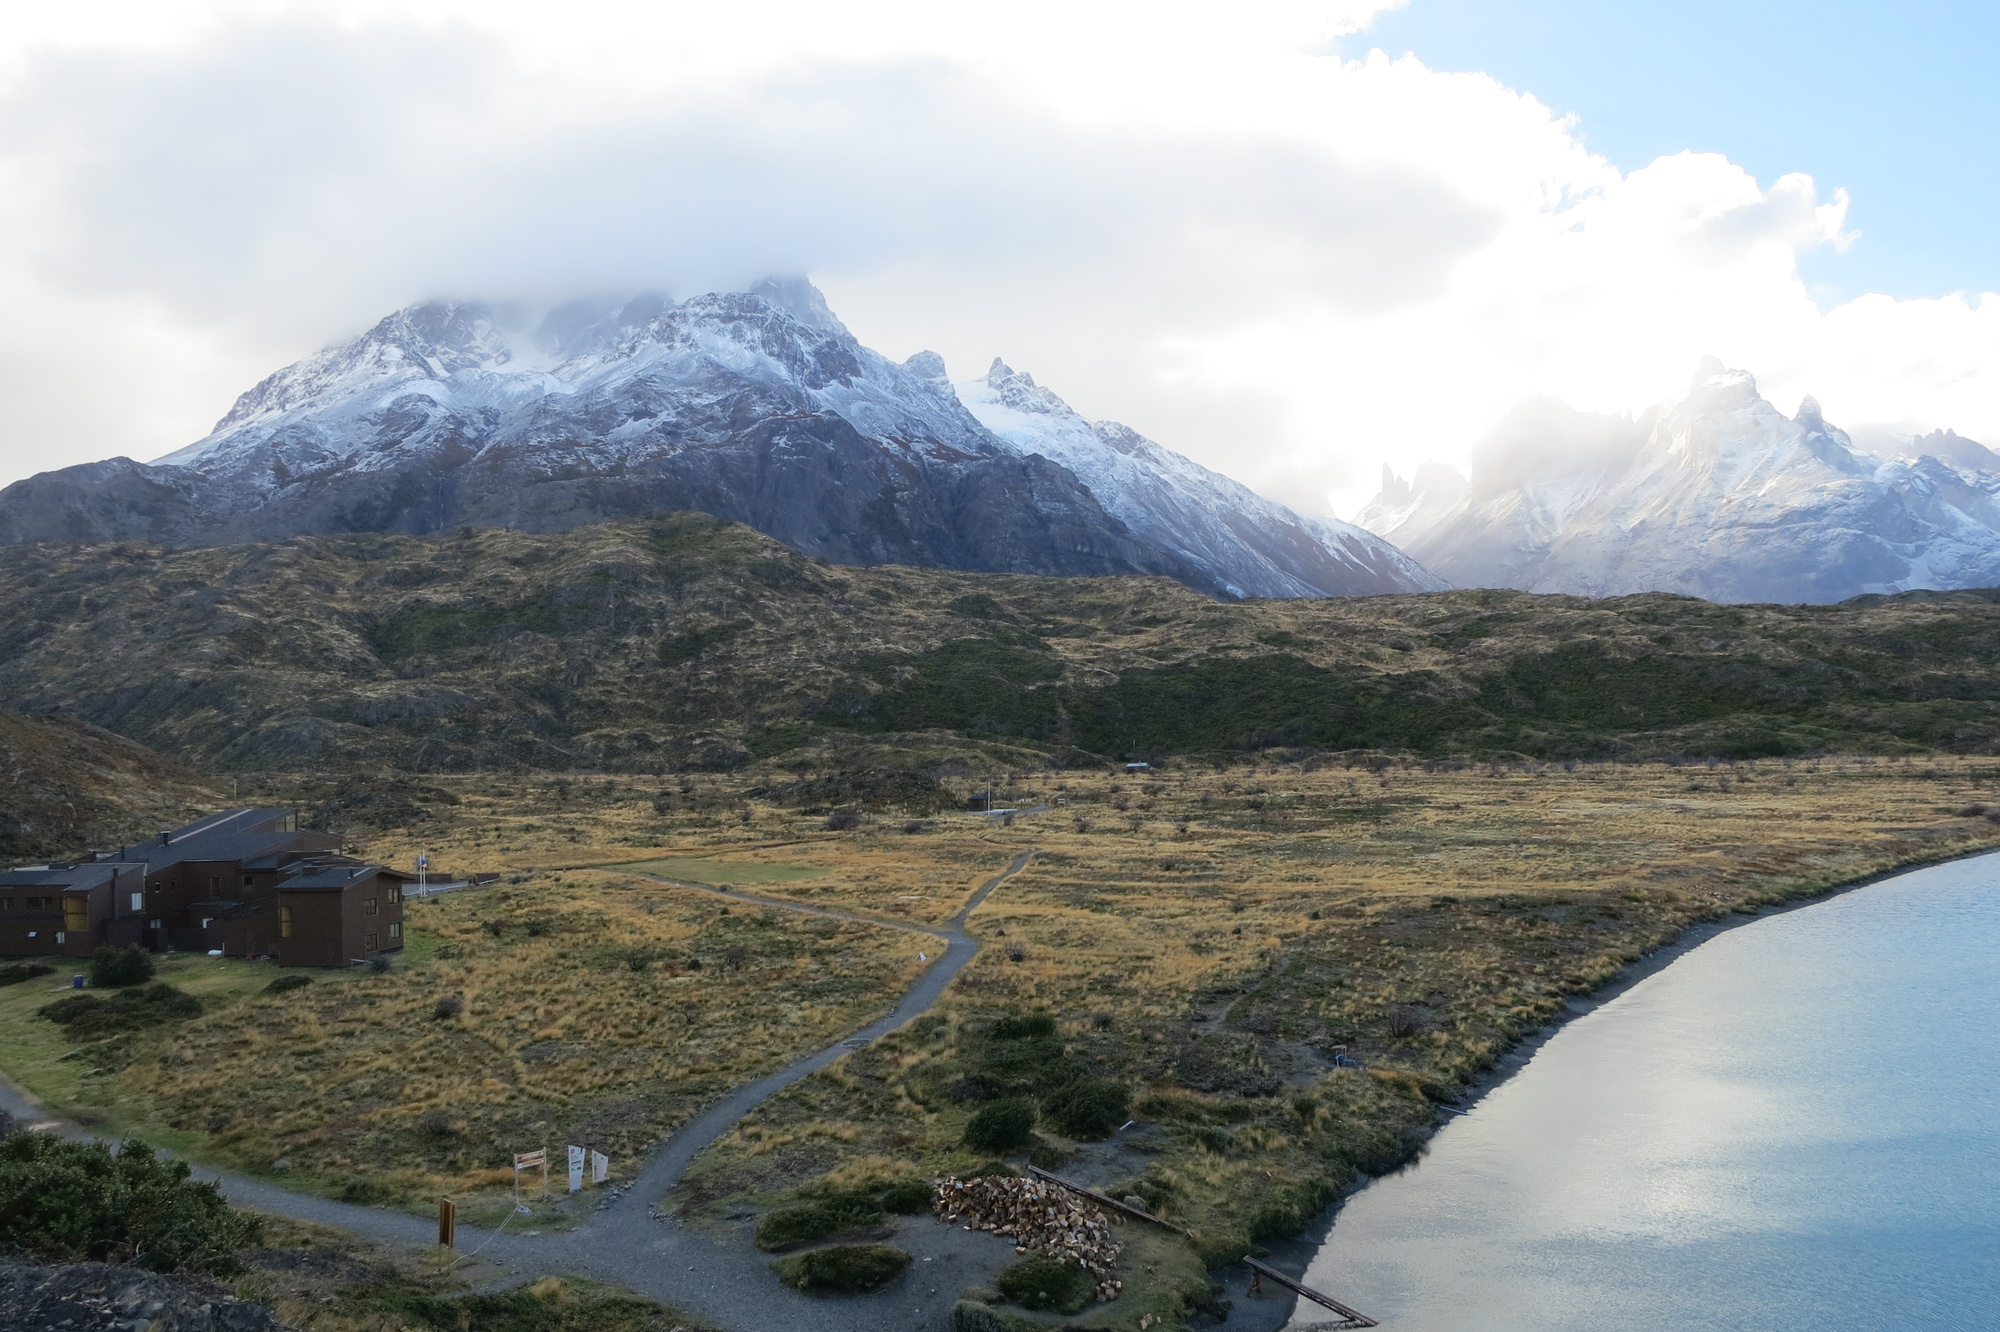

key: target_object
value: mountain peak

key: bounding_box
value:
[743,276,844,334]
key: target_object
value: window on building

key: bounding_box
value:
[64,899,89,932]
[365,932,378,952]
[389,922,402,939]
[147,919,162,930]
[363,896,378,916]
[387,886,401,904]
[243,876,254,888]
[129,892,144,912]
[0,897,12,910]
[279,906,293,939]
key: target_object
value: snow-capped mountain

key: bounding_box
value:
[955,359,1443,598]
[1356,360,2000,603]
[0,279,1439,600]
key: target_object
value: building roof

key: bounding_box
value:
[279,865,384,891]
[95,808,332,878]
[0,863,121,891]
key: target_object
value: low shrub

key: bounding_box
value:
[1040,1077,1130,1140]
[755,1176,933,1250]
[264,974,313,994]
[37,984,201,1039]
[991,1013,1055,1040]
[995,1254,1093,1314]
[88,945,154,989]
[1245,1177,1338,1242]
[771,1243,910,1294]
[963,1098,1037,1153]
[875,1179,932,1215]
[0,1132,260,1274]
[754,1202,870,1251]
[0,963,54,987]
[433,995,464,1020]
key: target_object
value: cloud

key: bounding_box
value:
[0,0,1993,526]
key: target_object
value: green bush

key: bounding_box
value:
[995,1254,1093,1314]
[963,1098,1037,1153]
[1245,1177,1338,1242]
[38,983,202,1039]
[771,1244,911,1294]
[876,1178,933,1214]
[754,1202,870,1251]
[1040,1077,1130,1140]
[755,1177,934,1249]
[89,945,155,988]
[264,974,314,994]
[0,1132,260,1274]
[0,962,54,987]
[991,1013,1056,1040]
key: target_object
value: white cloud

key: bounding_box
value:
[0,0,1994,526]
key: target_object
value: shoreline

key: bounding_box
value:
[1223,837,2000,1331]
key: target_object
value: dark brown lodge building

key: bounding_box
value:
[0,808,411,967]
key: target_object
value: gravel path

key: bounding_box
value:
[0,851,1041,1332]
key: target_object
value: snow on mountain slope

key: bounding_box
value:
[0,278,1441,599]
[1357,360,2000,603]
[956,359,1444,598]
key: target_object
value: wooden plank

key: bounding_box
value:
[1243,1257,1378,1327]
[1024,1165,1188,1235]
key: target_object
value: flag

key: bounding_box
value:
[568,1145,585,1193]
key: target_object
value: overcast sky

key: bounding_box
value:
[1,0,1994,518]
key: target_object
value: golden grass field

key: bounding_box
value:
[7,752,1999,1322]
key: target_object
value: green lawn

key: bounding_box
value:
[608,857,830,885]
[0,954,357,1146]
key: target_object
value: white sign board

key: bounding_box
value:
[590,1149,609,1185]
[568,1145,585,1193]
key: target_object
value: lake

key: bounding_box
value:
[1289,853,2000,1331]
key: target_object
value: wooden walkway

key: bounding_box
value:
[1244,1256,1379,1327]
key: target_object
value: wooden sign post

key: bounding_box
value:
[437,1198,456,1249]
[513,1148,548,1204]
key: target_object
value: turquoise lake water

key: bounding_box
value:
[1290,853,2000,1331]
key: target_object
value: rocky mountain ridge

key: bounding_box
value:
[1357,361,2000,603]
[0,280,1434,600]
[1,514,1996,774]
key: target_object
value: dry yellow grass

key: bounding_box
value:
[8,753,1995,1295]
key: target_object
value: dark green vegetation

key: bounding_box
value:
[0,1128,260,1274]
[942,1016,1134,1146]
[963,1098,1038,1153]
[263,973,314,994]
[996,1254,1095,1315]
[0,962,53,986]
[3,515,2000,772]
[752,1175,932,1250]
[39,982,202,1039]
[90,943,156,988]
[330,1275,696,1332]
[770,1243,912,1294]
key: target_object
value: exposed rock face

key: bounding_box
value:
[0,280,1437,599]
[1356,362,2000,603]
[0,1259,283,1332]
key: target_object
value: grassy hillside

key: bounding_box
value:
[0,707,220,861]
[2,515,1998,772]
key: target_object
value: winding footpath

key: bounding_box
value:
[0,852,1040,1332]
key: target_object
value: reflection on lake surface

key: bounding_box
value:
[1290,854,2000,1332]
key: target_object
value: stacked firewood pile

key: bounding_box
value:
[933,1175,1124,1301]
